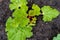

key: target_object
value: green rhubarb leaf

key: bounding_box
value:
[6,24,33,40]
[19,17,30,27]
[6,17,19,31]
[29,4,40,16]
[21,5,28,12]
[41,6,59,22]
[53,34,60,40]
[12,9,28,18]
[32,4,40,11]
[25,31,33,38]
[22,26,33,38]
[6,17,30,28]
[6,17,20,28]
[10,0,28,10]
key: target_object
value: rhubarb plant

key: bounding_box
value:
[6,0,40,40]
[6,0,60,40]
[6,0,32,40]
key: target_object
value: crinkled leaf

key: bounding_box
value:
[6,17,19,31]
[12,9,27,18]
[6,17,20,28]
[32,4,40,11]
[21,5,28,12]
[19,17,30,27]
[29,4,40,16]
[41,6,59,22]
[53,34,60,40]
[10,0,28,10]
[6,25,33,40]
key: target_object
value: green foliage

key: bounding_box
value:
[28,4,40,16]
[6,25,33,40]
[41,6,59,22]
[9,0,28,10]
[6,0,60,40]
[6,0,40,40]
[53,34,60,40]
[6,0,34,40]
[28,4,40,26]
[28,5,59,22]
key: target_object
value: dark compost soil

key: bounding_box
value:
[0,0,60,40]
